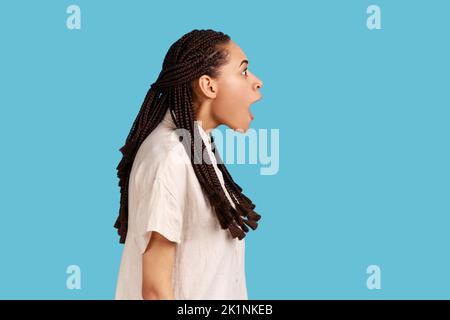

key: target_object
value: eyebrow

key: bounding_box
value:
[239,59,249,68]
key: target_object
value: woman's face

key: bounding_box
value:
[194,40,264,133]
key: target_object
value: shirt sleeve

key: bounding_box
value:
[132,146,188,254]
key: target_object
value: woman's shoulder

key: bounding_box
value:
[133,125,191,181]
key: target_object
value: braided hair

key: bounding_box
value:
[114,29,261,244]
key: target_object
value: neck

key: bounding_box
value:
[195,104,219,134]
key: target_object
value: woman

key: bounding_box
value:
[114,29,264,300]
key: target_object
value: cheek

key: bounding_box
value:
[212,92,251,131]
[213,79,250,118]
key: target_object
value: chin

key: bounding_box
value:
[227,117,251,133]
[233,124,250,133]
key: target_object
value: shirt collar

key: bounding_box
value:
[196,120,213,147]
[161,109,213,149]
[161,109,176,129]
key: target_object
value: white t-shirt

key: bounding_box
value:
[115,109,248,300]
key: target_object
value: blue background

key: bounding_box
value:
[0,0,449,299]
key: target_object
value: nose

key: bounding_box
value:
[254,77,263,101]
[254,76,263,90]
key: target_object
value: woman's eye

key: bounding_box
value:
[242,68,248,77]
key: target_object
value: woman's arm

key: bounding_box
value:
[142,231,177,300]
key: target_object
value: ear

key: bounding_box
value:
[197,75,218,99]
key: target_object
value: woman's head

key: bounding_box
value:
[115,29,262,244]
[191,40,263,133]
